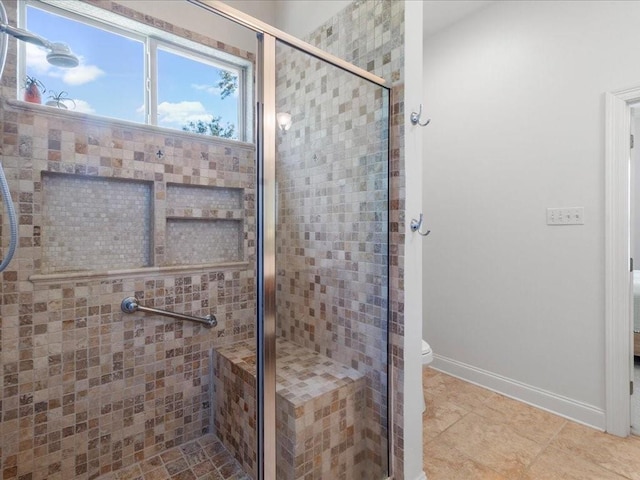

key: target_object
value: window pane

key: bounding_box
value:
[25,6,144,123]
[157,48,239,139]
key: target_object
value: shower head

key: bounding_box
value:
[0,22,79,68]
[46,42,79,68]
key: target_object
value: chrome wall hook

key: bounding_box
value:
[410,213,431,236]
[410,104,431,127]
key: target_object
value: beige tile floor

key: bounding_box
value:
[423,367,640,480]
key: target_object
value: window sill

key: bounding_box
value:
[29,261,251,285]
[4,99,255,150]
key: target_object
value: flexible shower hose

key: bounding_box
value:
[0,160,17,272]
[0,1,15,272]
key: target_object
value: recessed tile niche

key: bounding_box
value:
[166,219,243,265]
[39,176,245,275]
[41,173,152,274]
[165,184,244,265]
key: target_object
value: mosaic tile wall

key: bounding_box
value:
[212,337,368,480]
[0,1,408,479]
[277,0,407,477]
[0,2,258,479]
[165,185,244,265]
[210,342,257,478]
[166,185,244,212]
[41,174,153,274]
[166,219,243,265]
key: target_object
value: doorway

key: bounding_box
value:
[630,106,640,434]
[605,86,640,437]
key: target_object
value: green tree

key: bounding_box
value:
[217,70,238,100]
[182,117,235,139]
[182,70,238,138]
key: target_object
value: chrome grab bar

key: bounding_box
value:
[120,296,217,328]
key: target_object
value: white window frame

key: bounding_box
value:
[19,0,251,142]
[151,39,245,139]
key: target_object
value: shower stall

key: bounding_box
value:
[0,1,394,479]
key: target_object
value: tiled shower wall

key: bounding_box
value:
[0,2,256,479]
[0,1,410,479]
[280,1,407,477]
[275,42,389,477]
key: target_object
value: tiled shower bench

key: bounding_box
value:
[211,337,366,480]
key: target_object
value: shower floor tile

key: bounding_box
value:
[97,435,250,480]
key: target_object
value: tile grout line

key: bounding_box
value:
[426,369,569,480]
[423,399,508,479]
[423,371,504,479]
[422,371,475,441]
[424,367,640,480]
[514,418,569,479]
[459,391,533,480]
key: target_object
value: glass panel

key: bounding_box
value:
[25,5,144,121]
[274,39,390,480]
[23,3,249,139]
[157,46,239,139]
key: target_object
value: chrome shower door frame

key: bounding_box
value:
[255,31,277,480]
[187,2,391,480]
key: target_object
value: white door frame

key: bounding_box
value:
[605,85,640,437]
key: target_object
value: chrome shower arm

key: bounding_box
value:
[0,22,50,49]
[0,3,79,69]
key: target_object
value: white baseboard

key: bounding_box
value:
[431,355,606,431]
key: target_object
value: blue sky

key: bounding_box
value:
[25,6,238,136]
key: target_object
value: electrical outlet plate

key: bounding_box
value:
[546,207,584,225]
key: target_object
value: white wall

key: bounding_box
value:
[423,0,640,426]
[124,1,351,54]
[273,0,351,39]
[122,1,278,52]
[422,0,493,37]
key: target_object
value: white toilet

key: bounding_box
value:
[422,339,433,366]
[422,339,433,412]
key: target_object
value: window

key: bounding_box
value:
[156,46,240,140]
[25,5,145,122]
[21,2,249,141]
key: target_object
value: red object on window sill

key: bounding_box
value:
[24,83,42,104]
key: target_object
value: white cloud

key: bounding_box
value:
[133,104,146,121]
[69,99,95,114]
[191,82,239,99]
[57,64,105,86]
[25,44,51,75]
[26,43,104,86]
[192,83,222,96]
[157,101,213,126]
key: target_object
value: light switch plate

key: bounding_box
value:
[546,207,584,225]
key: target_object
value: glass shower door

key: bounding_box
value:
[272,39,390,480]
